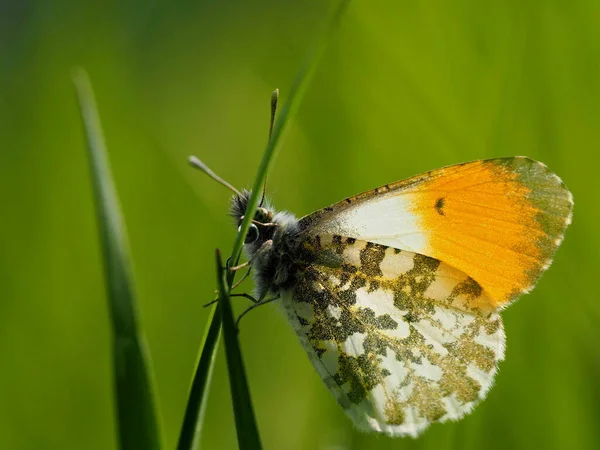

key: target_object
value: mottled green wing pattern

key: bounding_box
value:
[280,235,505,437]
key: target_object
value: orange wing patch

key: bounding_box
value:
[300,157,573,309]
[405,158,572,306]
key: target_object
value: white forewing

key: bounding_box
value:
[307,193,427,253]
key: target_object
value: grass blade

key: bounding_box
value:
[216,251,262,450]
[178,2,353,448]
[176,303,222,450]
[218,1,353,447]
[73,69,163,450]
[229,0,352,272]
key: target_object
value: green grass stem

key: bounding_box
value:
[179,2,352,448]
[176,303,222,450]
[74,69,163,450]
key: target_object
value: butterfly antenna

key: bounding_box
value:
[188,155,241,196]
[260,88,279,207]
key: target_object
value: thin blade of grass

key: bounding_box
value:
[176,303,222,450]
[178,2,353,448]
[229,0,352,275]
[216,250,262,450]
[73,69,163,450]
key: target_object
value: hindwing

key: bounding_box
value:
[280,235,505,437]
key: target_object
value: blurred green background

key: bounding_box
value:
[1,0,599,449]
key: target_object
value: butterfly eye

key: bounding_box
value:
[240,223,260,244]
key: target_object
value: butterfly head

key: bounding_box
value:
[230,189,276,249]
[186,154,298,270]
[229,188,300,296]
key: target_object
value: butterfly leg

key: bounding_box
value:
[228,260,250,271]
[231,266,252,290]
[203,291,259,308]
[235,294,280,332]
[205,241,273,308]
[251,220,278,228]
[231,293,260,303]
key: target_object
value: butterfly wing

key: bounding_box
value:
[299,157,573,306]
[281,236,505,437]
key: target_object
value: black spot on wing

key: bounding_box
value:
[435,197,445,216]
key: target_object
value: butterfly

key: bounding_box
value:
[198,155,573,437]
